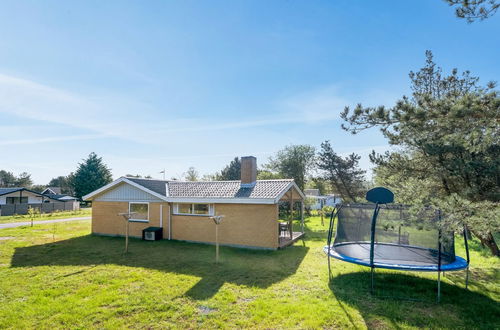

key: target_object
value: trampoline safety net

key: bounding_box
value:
[334,204,456,266]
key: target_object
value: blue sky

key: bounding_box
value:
[0,1,499,184]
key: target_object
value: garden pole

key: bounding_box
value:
[210,215,224,264]
[125,218,129,253]
[215,222,219,263]
[118,212,137,254]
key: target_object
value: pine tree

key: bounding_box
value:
[316,141,366,202]
[216,157,241,181]
[73,153,113,199]
[341,51,500,256]
[445,0,499,23]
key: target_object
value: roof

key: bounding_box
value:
[83,177,305,204]
[49,194,78,201]
[166,179,295,199]
[42,187,62,195]
[304,189,320,196]
[0,187,23,196]
[127,178,168,196]
[0,187,64,201]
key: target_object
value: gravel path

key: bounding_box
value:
[0,217,90,229]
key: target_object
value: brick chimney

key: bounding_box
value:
[240,156,257,188]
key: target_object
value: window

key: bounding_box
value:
[178,203,192,214]
[174,203,213,216]
[193,204,209,215]
[129,203,149,222]
[6,197,28,204]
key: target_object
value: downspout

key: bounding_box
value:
[168,202,172,240]
[160,204,163,228]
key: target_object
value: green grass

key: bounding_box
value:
[0,208,91,224]
[0,216,498,329]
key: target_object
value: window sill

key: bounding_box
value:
[172,213,213,217]
[129,219,149,223]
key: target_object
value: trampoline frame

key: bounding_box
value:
[326,196,471,303]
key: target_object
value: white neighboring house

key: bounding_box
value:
[0,187,79,216]
[0,188,54,205]
[304,189,341,210]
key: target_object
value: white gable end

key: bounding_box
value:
[94,182,163,202]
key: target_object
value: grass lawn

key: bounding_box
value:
[0,216,498,328]
[0,208,91,224]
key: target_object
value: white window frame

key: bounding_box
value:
[128,202,150,222]
[173,203,214,217]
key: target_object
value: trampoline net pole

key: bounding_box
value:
[369,203,381,295]
[436,210,443,303]
[371,267,375,295]
[369,203,380,295]
[326,205,341,280]
[466,266,470,289]
[463,224,471,290]
[437,271,441,303]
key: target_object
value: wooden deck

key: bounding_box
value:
[278,231,305,249]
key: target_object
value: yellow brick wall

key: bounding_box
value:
[92,201,170,238]
[92,201,279,249]
[171,203,279,249]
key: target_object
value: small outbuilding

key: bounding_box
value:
[83,156,305,249]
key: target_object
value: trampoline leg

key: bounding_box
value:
[370,267,375,295]
[327,254,331,280]
[465,266,470,289]
[437,271,441,303]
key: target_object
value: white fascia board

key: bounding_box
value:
[83,177,169,202]
[167,197,276,204]
[82,177,126,200]
[274,181,306,203]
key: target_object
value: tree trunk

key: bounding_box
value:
[470,228,500,257]
[482,232,500,257]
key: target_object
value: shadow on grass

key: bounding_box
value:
[10,235,308,300]
[329,271,500,328]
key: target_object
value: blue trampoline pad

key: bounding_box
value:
[324,242,468,272]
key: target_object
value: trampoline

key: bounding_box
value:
[325,187,470,301]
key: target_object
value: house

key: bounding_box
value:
[0,187,80,216]
[41,187,79,202]
[304,189,340,210]
[83,156,305,249]
[41,187,62,195]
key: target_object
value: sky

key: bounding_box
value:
[0,1,499,184]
